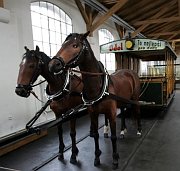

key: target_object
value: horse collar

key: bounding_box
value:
[82,62,109,105]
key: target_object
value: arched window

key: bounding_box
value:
[98,29,115,71]
[30,1,73,57]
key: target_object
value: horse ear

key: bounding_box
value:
[82,31,90,39]
[24,46,29,52]
[35,45,40,52]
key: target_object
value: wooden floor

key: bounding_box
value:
[1,90,180,171]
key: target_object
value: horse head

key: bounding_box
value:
[15,46,45,97]
[48,31,90,74]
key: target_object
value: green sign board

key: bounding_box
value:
[100,39,166,53]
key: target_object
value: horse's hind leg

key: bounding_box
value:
[57,123,65,161]
[133,104,142,136]
[70,119,79,164]
[120,108,127,139]
[91,113,102,166]
[103,115,109,138]
[109,113,119,169]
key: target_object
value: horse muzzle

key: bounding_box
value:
[15,84,32,98]
[48,57,65,74]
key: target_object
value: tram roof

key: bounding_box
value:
[100,38,177,61]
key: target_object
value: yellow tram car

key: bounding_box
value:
[100,38,177,108]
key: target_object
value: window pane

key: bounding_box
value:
[61,22,66,34]
[41,15,48,29]
[62,34,67,43]
[42,29,49,43]
[31,2,40,13]
[40,2,47,15]
[47,3,54,18]
[56,32,62,46]
[49,18,55,31]
[31,12,41,27]
[55,20,60,33]
[43,42,50,56]
[60,10,65,22]
[66,15,71,24]
[50,44,57,57]
[54,6,60,20]
[67,24,72,35]
[50,31,56,44]
[32,26,42,41]
[98,29,115,71]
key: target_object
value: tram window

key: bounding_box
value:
[140,61,165,76]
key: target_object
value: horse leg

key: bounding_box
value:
[109,113,119,170]
[120,108,127,139]
[103,115,109,138]
[133,104,142,137]
[91,113,102,166]
[70,119,79,164]
[57,123,65,161]
[89,117,94,137]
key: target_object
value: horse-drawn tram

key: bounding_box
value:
[100,38,177,108]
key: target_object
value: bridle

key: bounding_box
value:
[52,38,87,71]
[16,51,45,93]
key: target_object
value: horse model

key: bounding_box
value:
[48,32,142,169]
[15,46,86,164]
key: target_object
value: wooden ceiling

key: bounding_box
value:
[75,0,180,54]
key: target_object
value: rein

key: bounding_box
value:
[70,68,105,76]
[31,79,46,87]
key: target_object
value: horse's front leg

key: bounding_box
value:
[109,113,119,170]
[70,119,79,164]
[133,104,142,137]
[90,113,102,166]
[103,115,109,138]
[57,123,65,161]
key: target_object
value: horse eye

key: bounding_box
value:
[73,44,78,48]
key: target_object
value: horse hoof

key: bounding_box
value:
[94,158,100,166]
[104,133,108,138]
[70,157,77,164]
[119,134,125,139]
[137,131,142,137]
[112,163,118,170]
[58,153,64,161]
[89,132,94,137]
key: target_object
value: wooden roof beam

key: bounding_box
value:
[74,0,89,24]
[89,0,128,33]
[115,23,124,39]
[131,0,177,38]
[134,17,180,25]
[148,30,180,36]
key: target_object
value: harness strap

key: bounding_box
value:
[108,92,139,106]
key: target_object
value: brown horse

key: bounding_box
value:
[48,32,142,169]
[15,46,85,164]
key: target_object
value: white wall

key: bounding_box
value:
[0,0,118,139]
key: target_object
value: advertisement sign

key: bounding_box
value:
[100,39,166,53]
